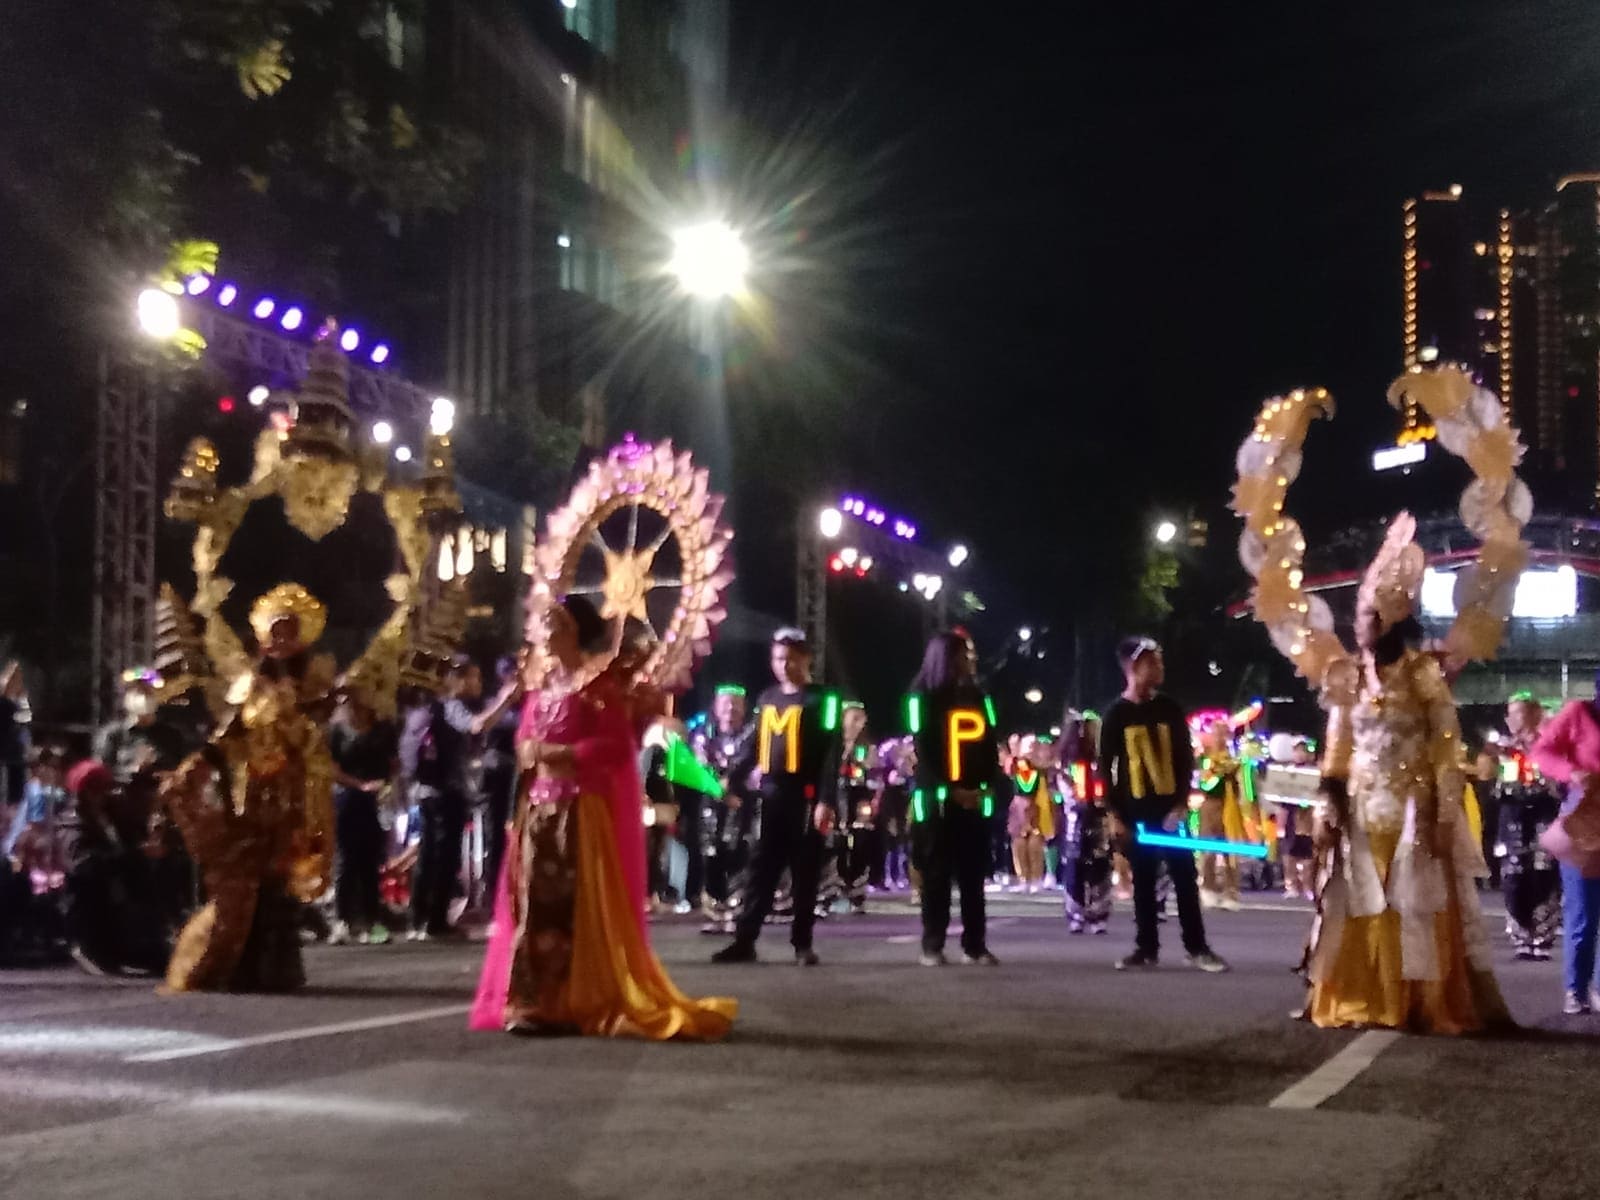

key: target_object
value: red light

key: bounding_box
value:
[828,556,845,574]
[1569,385,1582,398]
[217,396,236,414]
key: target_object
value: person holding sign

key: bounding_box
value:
[1100,637,1228,973]
[906,629,1003,966]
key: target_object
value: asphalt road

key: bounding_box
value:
[1,893,1596,1200]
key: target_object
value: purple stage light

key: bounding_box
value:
[185,276,211,296]
[253,298,276,320]
[369,343,390,365]
[216,284,238,307]
[339,328,361,352]
[280,306,304,331]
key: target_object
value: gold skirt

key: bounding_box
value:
[507,791,736,1041]
[1309,829,1509,1035]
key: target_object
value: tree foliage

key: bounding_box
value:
[1,0,481,306]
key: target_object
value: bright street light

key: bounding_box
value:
[818,507,843,539]
[669,220,749,299]
[136,288,180,339]
[371,420,394,446]
[394,445,413,463]
[1024,687,1044,705]
[430,396,455,436]
[947,543,969,568]
[247,385,271,407]
[1154,519,1178,545]
[1017,626,1033,643]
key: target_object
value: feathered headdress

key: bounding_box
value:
[1356,512,1426,633]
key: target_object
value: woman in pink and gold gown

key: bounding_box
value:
[470,595,735,1039]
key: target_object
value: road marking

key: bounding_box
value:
[1268,1029,1400,1110]
[886,917,1017,945]
[124,1004,470,1063]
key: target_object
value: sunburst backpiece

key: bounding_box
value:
[528,435,734,692]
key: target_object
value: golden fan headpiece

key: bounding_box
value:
[248,583,328,649]
[1356,512,1426,633]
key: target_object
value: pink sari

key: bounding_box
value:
[468,676,651,1031]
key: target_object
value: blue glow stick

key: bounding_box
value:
[1134,823,1270,859]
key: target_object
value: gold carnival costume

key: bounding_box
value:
[1232,366,1524,1033]
[157,331,455,992]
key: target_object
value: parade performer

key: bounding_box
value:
[1195,718,1251,911]
[1059,712,1112,934]
[907,629,1002,966]
[154,330,453,991]
[1492,693,1562,961]
[159,589,337,991]
[1102,638,1228,972]
[875,736,915,890]
[711,628,841,966]
[1232,367,1521,1033]
[1006,737,1053,892]
[836,702,878,913]
[472,436,736,1037]
[692,685,754,929]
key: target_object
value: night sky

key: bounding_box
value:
[719,0,1600,667]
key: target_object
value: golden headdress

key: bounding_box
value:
[248,583,328,648]
[1356,512,1426,633]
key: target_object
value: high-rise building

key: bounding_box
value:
[1398,176,1600,509]
[1400,185,1476,430]
[1467,174,1600,508]
[419,0,727,428]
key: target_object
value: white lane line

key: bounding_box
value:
[1268,1029,1401,1110]
[124,1004,470,1063]
[886,917,1017,945]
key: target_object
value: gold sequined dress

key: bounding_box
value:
[160,667,334,992]
[1307,649,1510,1033]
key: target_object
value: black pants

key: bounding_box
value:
[914,804,990,956]
[733,786,822,951]
[678,795,705,906]
[481,764,515,902]
[842,825,878,902]
[335,787,382,930]
[410,787,465,934]
[1130,839,1209,958]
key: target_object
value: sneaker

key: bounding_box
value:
[406,928,426,943]
[963,951,1000,966]
[1188,951,1230,974]
[69,944,111,977]
[1090,923,1109,936]
[711,941,758,965]
[918,951,948,967]
[327,921,351,946]
[365,924,391,946]
[1563,990,1588,1016]
[673,900,693,915]
[1067,921,1085,935]
[794,948,820,967]
[1116,950,1158,970]
[1219,897,1241,912]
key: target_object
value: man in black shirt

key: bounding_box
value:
[711,628,841,966]
[1100,637,1227,973]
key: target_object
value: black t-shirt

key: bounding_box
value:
[330,720,398,786]
[910,683,1001,794]
[1098,693,1193,827]
[729,684,840,808]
